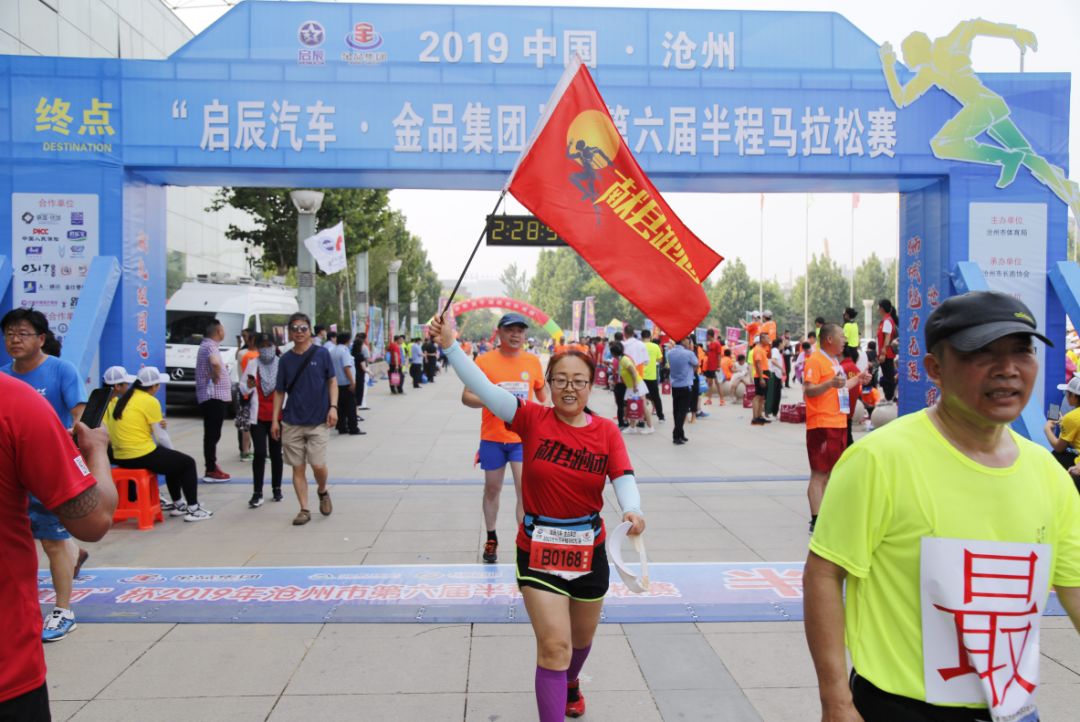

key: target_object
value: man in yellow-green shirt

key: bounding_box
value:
[805,291,1080,722]
[641,329,665,422]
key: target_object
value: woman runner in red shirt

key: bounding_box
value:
[430,315,645,722]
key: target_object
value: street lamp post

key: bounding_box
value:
[388,259,403,340]
[862,298,874,342]
[355,251,369,332]
[409,292,418,336]
[290,190,324,322]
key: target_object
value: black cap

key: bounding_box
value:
[925,291,1052,352]
[497,312,529,328]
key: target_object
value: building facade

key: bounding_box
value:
[1,0,255,284]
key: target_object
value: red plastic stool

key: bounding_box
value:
[111,468,163,531]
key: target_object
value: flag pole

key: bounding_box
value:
[804,194,810,335]
[850,195,856,306]
[758,194,764,317]
[440,189,508,318]
[342,255,357,331]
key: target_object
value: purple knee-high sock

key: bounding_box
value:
[566,644,592,683]
[535,666,567,722]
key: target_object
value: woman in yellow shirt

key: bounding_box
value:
[105,367,212,522]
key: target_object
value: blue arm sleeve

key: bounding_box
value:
[444,342,518,424]
[612,473,642,516]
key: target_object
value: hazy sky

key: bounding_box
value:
[177,0,1079,288]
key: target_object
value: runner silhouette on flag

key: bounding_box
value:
[567,139,611,202]
[880,20,1080,218]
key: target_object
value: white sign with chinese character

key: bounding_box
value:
[920,536,1050,722]
[968,202,1047,404]
[10,193,99,342]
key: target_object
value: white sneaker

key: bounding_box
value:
[168,500,189,517]
[42,608,77,642]
[184,504,213,522]
[641,426,655,435]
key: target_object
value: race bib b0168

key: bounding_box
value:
[529,524,594,581]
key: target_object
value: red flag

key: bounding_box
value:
[506,58,722,340]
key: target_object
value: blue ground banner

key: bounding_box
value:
[41,563,1066,625]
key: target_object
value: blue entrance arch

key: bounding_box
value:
[0,1,1071,429]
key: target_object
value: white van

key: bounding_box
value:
[165,274,298,406]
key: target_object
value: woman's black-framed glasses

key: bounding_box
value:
[550,378,589,391]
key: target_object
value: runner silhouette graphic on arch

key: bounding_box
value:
[880,19,1080,218]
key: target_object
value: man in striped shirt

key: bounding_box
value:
[196,320,232,482]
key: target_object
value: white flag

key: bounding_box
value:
[303,221,347,274]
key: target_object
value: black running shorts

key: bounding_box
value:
[516,542,610,602]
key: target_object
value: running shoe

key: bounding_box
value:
[566,680,586,718]
[184,504,214,522]
[696,410,710,418]
[168,500,189,517]
[202,467,231,483]
[42,609,76,642]
[482,539,498,564]
[160,498,176,512]
[751,418,766,426]
[272,487,284,502]
[640,426,655,435]
[249,494,264,509]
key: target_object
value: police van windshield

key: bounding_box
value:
[166,311,244,345]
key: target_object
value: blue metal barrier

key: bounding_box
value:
[60,256,121,382]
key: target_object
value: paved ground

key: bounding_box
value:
[38,364,1080,721]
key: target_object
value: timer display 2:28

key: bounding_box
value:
[485,215,565,247]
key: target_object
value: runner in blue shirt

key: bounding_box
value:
[1,309,89,642]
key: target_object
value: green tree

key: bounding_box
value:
[789,254,850,334]
[706,258,756,332]
[853,253,892,309]
[529,248,591,334]
[456,308,501,341]
[208,189,440,330]
[528,248,645,337]
[499,263,529,300]
[166,250,187,298]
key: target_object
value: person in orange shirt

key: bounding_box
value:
[467,313,548,563]
[760,310,777,343]
[741,310,761,343]
[235,330,260,460]
[750,333,771,425]
[802,323,869,533]
[720,349,735,386]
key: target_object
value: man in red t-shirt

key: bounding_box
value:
[703,329,723,405]
[0,374,117,718]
